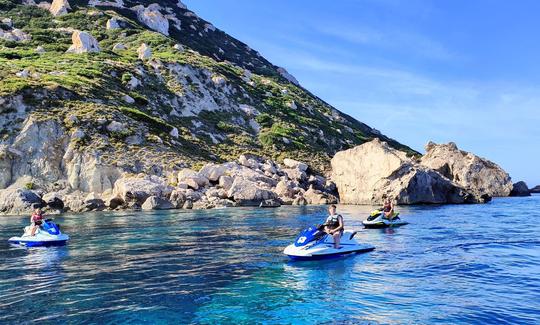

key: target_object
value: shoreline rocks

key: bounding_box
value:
[0,153,336,215]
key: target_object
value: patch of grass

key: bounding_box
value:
[119,106,173,135]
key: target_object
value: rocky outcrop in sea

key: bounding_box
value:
[331,139,512,205]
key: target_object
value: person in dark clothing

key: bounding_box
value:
[324,205,344,249]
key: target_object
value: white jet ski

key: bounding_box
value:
[284,225,375,260]
[8,219,69,247]
[362,210,409,229]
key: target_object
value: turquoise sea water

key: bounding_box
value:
[1,196,540,324]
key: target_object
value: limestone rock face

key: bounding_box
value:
[113,175,172,205]
[331,139,482,205]
[0,189,44,215]
[421,142,513,197]
[331,139,412,204]
[49,0,71,16]
[227,178,277,206]
[66,31,100,54]
[510,181,531,197]
[133,4,169,35]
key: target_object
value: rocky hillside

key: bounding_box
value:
[0,0,415,196]
[0,0,420,214]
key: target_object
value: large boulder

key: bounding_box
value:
[0,189,45,215]
[113,175,172,205]
[66,31,100,54]
[530,185,540,194]
[227,178,277,206]
[421,142,513,197]
[169,190,186,208]
[177,169,209,190]
[81,192,105,211]
[331,139,483,205]
[283,158,308,172]
[49,0,70,16]
[198,163,227,182]
[282,168,307,182]
[142,196,174,210]
[42,192,64,211]
[133,4,169,35]
[372,165,484,204]
[510,181,531,197]
[304,186,339,205]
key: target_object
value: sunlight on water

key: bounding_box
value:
[1,197,540,324]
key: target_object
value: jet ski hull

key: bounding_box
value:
[285,244,375,260]
[362,220,409,229]
[284,230,375,260]
[8,237,69,247]
[8,221,69,247]
[363,212,408,229]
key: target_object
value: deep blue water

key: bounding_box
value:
[1,196,540,324]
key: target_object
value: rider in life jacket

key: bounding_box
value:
[382,198,395,220]
[29,208,44,236]
[323,204,344,249]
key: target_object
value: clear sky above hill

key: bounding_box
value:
[185,0,540,186]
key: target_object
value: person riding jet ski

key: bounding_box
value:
[29,208,44,236]
[381,199,396,220]
[323,204,344,249]
[8,210,69,247]
[283,206,375,260]
[363,198,408,228]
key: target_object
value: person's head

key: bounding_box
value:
[328,204,337,215]
[384,198,391,207]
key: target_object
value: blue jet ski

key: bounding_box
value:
[9,219,69,247]
[283,225,375,260]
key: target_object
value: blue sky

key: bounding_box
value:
[185,0,540,186]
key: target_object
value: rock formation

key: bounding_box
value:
[331,139,489,205]
[530,185,540,194]
[66,31,100,54]
[421,141,513,197]
[137,43,151,60]
[49,0,71,17]
[510,181,531,197]
[133,4,169,35]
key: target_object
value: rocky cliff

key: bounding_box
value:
[0,0,417,214]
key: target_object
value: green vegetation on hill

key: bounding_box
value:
[0,1,417,175]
